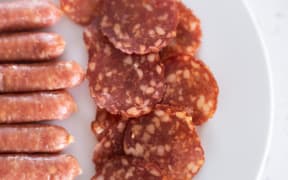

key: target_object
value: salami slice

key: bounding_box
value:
[100,0,178,55]
[91,108,123,141]
[85,23,165,118]
[162,55,219,125]
[161,2,202,59]
[92,112,127,166]
[60,0,102,25]
[94,156,162,180]
[124,105,205,179]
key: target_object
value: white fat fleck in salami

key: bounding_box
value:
[162,55,219,125]
[124,105,205,179]
[100,0,179,55]
[94,156,162,180]
[161,1,202,59]
[85,22,165,118]
[0,1,62,32]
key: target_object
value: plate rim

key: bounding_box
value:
[242,0,274,179]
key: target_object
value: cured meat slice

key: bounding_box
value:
[100,0,178,54]
[85,23,165,118]
[0,61,85,92]
[92,112,127,166]
[124,105,205,179]
[0,154,81,179]
[162,55,219,125]
[60,0,102,25]
[91,108,123,141]
[161,2,202,59]
[94,156,162,180]
[0,124,73,153]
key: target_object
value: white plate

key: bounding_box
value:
[1,0,273,179]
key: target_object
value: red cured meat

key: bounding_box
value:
[91,108,123,141]
[100,0,178,54]
[60,0,102,25]
[94,156,162,180]
[85,23,165,118]
[161,2,202,59]
[162,55,219,125]
[124,105,205,179]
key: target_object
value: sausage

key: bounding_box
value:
[0,124,73,153]
[100,0,179,54]
[94,156,163,180]
[0,91,77,123]
[85,24,165,118]
[124,105,205,179]
[0,154,82,179]
[0,61,85,92]
[0,32,65,62]
[162,54,219,125]
[0,1,62,32]
[60,0,102,25]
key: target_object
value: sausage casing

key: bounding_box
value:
[0,32,65,62]
[0,1,62,32]
[0,61,85,92]
[0,124,73,153]
[0,154,82,180]
[0,91,77,123]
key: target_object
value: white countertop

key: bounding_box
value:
[246,0,288,179]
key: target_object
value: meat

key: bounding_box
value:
[124,105,205,179]
[0,91,77,123]
[0,0,62,32]
[85,23,165,118]
[100,0,179,54]
[94,156,163,180]
[0,32,65,62]
[60,0,102,25]
[0,154,81,180]
[0,61,85,92]
[161,2,202,59]
[91,108,123,141]
[162,55,219,125]
[92,111,127,166]
[0,124,73,153]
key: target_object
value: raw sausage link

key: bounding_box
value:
[0,124,73,153]
[0,61,85,92]
[0,154,82,180]
[0,1,62,32]
[0,32,65,62]
[0,91,77,123]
